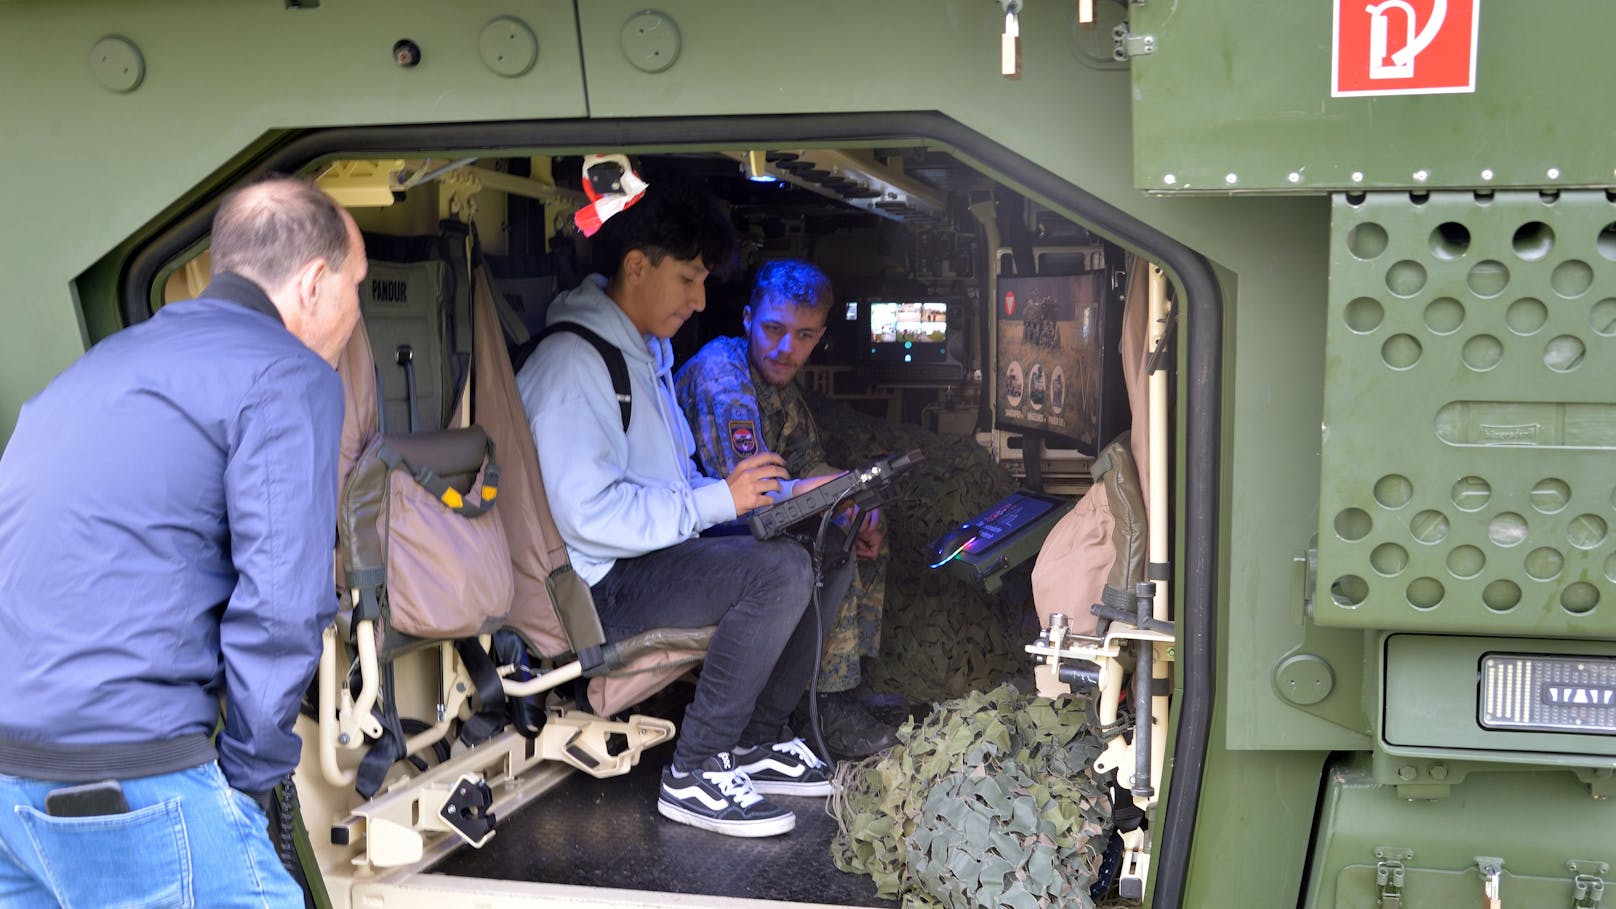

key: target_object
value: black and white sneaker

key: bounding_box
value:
[657,753,796,837]
[733,737,834,797]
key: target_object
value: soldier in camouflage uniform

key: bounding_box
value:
[676,259,900,758]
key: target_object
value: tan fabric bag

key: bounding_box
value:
[1033,257,1154,633]
[339,428,515,639]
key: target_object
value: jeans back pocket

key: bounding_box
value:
[16,798,192,909]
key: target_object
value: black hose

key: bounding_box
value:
[804,487,860,766]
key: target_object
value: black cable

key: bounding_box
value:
[275,774,296,872]
[803,486,860,767]
[270,774,327,909]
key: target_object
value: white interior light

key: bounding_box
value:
[1480,653,1616,734]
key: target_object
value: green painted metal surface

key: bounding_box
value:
[1257,548,1374,746]
[0,1,1339,787]
[1302,753,1616,908]
[0,0,587,440]
[1130,1,1616,192]
[1175,713,1331,908]
[1382,634,1616,761]
[1318,190,1616,637]
[0,1,1547,906]
[1333,863,1597,908]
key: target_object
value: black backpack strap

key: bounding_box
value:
[512,321,632,432]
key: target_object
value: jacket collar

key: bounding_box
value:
[200,272,284,325]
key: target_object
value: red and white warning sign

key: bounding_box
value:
[1332,0,1479,97]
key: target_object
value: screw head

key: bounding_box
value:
[392,39,422,68]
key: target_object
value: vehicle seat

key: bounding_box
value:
[465,253,715,721]
[319,222,713,801]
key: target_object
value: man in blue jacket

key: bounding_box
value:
[518,179,835,838]
[0,175,364,906]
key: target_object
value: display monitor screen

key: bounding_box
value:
[869,301,947,346]
[866,300,950,366]
[995,274,1104,451]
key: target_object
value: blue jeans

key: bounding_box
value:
[591,534,850,769]
[0,761,301,908]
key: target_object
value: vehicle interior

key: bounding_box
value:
[148,138,1176,908]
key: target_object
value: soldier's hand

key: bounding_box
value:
[855,507,884,559]
[727,452,788,513]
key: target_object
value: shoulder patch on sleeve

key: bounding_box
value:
[728,420,758,457]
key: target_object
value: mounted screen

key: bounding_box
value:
[995,273,1112,453]
[858,298,964,382]
[870,300,946,352]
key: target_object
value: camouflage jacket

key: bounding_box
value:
[674,336,838,485]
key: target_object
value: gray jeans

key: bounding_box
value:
[590,533,853,769]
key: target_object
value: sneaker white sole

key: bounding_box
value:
[748,778,834,797]
[656,798,796,837]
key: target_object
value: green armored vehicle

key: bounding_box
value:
[2,1,1612,906]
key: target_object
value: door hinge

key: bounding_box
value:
[1112,23,1155,61]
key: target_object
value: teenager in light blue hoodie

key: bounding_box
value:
[516,178,836,838]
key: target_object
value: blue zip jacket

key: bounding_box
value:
[0,274,343,796]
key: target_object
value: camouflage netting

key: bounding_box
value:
[809,396,1027,703]
[830,684,1114,908]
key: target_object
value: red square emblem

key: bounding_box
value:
[1332,0,1479,97]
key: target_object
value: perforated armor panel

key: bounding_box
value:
[1318,190,1616,636]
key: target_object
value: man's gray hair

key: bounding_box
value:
[211,175,350,287]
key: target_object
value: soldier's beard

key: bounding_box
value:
[759,358,801,387]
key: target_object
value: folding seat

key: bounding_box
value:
[465,246,712,773]
[315,223,716,847]
[319,223,515,804]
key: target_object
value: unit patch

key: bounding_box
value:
[728,420,758,456]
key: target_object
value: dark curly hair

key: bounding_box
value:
[587,178,737,280]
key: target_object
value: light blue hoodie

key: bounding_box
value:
[516,275,737,585]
